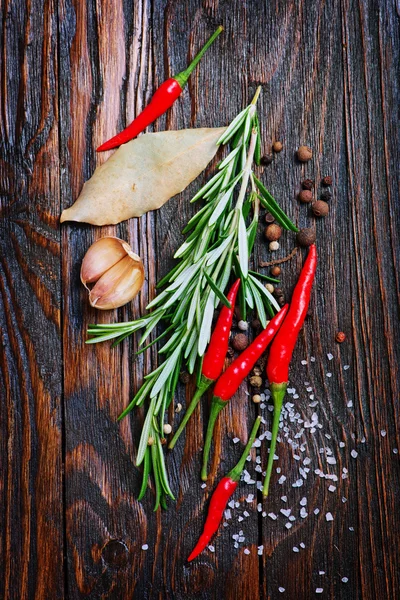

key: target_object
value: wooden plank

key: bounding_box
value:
[0,0,64,598]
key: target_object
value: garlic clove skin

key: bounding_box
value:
[81,237,129,284]
[81,236,144,310]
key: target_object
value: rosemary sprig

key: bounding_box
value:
[86,89,297,508]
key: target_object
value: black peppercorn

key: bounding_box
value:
[273,287,283,297]
[321,175,332,186]
[179,371,190,384]
[302,179,314,190]
[260,154,273,166]
[278,296,286,307]
[320,190,332,202]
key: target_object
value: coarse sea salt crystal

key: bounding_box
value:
[327,457,337,465]
[208,545,215,552]
[300,542,305,549]
[303,457,311,465]
[326,372,332,378]
[342,577,349,583]
[238,516,244,522]
[347,401,353,408]
[253,439,262,448]
[310,356,316,362]
[328,485,336,492]
[339,441,346,448]
[228,500,235,508]
[300,497,307,506]
[281,496,287,503]
[349,526,354,531]
[278,587,285,593]
[293,546,299,553]
[325,512,334,522]
[327,353,333,361]
[280,508,291,517]
[233,437,240,444]
[243,511,250,518]
[393,448,399,454]
[289,515,296,522]
[314,508,320,515]
[268,512,277,520]
[300,508,308,519]
[278,475,286,484]
[285,522,293,529]
[316,588,323,594]
[244,548,250,555]
[224,509,232,520]
[142,544,148,550]
[293,479,303,488]
[343,365,350,370]
[301,360,308,365]
[342,497,347,503]
[258,546,264,555]
[257,503,262,512]
[381,430,387,437]
[246,494,254,503]
[351,450,358,458]
[319,570,325,575]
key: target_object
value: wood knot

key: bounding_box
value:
[101,539,129,569]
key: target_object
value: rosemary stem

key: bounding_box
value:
[235,128,258,211]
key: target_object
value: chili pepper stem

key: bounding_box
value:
[227,417,261,481]
[174,26,223,88]
[168,376,212,449]
[262,382,287,496]
[250,86,262,105]
[201,397,226,481]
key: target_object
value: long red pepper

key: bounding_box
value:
[188,416,261,561]
[97,27,223,152]
[201,304,289,481]
[263,244,317,496]
[168,279,240,450]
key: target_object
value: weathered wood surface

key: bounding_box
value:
[1,0,399,598]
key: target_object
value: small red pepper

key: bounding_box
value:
[263,244,317,496]
[188,416,261,561]
[97,27,223,152]
[201,304,289,481]
[168,279,240,450]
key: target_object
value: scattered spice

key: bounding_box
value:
[269,241,280,251]
[265,223,282,241]
[296,228,316,247]
[249,375,263,388]
[259,246,298,268]
[226,346,235,357]
[251,318,261,330]
[179,371,191,384]
[260,154,273,165]
[264,212,275,224]
[252,394,261,403]
[273,141,283,152]
[270,265,281,276]
[163,424,172,435]
[265,283,275,294]
[321,176,332,186]
[238,320,248,331]
[232,333,249,352]
[320,189,332,202]
[297,145,313,162]
[312,201,329,217]
[298,190,313,203]
[302,179,314,190]
[335,331,346,343]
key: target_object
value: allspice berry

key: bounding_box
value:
[302,179,314,190]
[270,265,281,276]
[312,200,329,217]
[296,227,316,247]
[265,223,282,241]
[320,190,332,202]
[297,145,313,162]
[249,375,263,388]
[265,212,275,224]
[322,175,332,186]
[298,190,313,203]
[273,141,283,152]
[251,318,261,330]
[232,333,248,351]
[335,331,346,343]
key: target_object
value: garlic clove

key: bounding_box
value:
[89,254,144,310]
[81,237,129,285]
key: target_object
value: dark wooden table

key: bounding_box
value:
[1,1,399,598]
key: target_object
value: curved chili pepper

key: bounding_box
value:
[263,244,317,496]
[201,304,289,481]
[97,27,223,152]
[188,416,261,561]
[168,279,240,450]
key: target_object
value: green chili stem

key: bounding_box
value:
[168,376,212,449]
[174,26,223,88]
[228,417,261,481]
[262,382,287,496]
[201,397,226,481]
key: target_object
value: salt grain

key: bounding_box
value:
[351,450,358,458]
[311,356,316,362]
[208,545,215,552]
[327,353,333,360]
[343,365,350,370]
[280,508,291,518]
[393,448,398,454]
[300,542,305,549]
[201,483,207,489]
[285,522,293,529]
[325,512,334,522]
[289,515,296,522]
[339,441,345,448]
[228,500,235,508]
[142,544,148,550]
[349,527,354,531]
[246,494,254,503]
[224,509,232,520]
[342,497,347,503]
[281,496,288,502]
[243,548,250,555]
[233,437,240,444]
[238,516,244,522]
[342,577,348,583]
[316,588,323,594]
[278,587,285,593]
[380,430,387,437]
[258,545,264,555]
[268,512,278,520]
[293,546,299,553]
[347,401,353,408]
[278,475,286,484]
[327,457,337,465]
[300,497,307,506]
[300,507,308,519]
[328,485,336,492]
[319,571,325,575]
[314,508,320,515]
[301,360,307,365]
[326,372,332,378]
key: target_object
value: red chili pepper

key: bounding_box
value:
[188,416,261,561]
[201,304,289,481]
[263,244,317,496]
[97,27,223,152]
[168,279,240,450]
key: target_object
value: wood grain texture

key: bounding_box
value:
[1,0,399,598]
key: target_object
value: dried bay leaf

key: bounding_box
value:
[61,127,226,226]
